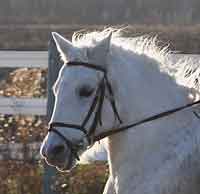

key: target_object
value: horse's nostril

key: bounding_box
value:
[52,144,65,155]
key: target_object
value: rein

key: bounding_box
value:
[48,61,200,160]
[93,99,200,141]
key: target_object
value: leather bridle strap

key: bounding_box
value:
[104,74,122,123]
[81,78,105,132]
[48,124,81,160]
[93,99,200,141]
[67,61,106,73]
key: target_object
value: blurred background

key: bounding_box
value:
[0,1,200,194]
[1,0,200,25]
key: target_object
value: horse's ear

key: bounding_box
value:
[52,32,73,58]
[87,32,112,66]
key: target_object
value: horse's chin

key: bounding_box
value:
[44,156,77,172]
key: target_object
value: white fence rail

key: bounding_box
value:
[0,51,48,68]
[0,97,46,115]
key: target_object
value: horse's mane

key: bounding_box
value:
[71,28,200,92]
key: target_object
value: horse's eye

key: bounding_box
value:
[78,85,94,98]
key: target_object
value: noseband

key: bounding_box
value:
[48,61,200,161]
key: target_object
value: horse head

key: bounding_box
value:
[40,31,121,171]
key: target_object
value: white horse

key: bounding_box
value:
[40,29,200,194]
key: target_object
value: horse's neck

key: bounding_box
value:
[108,109,200,194]
[111,54,192,122]
[107,55,200,193]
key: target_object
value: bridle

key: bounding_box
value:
[48,61,122,160]
[48,61,200,161]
